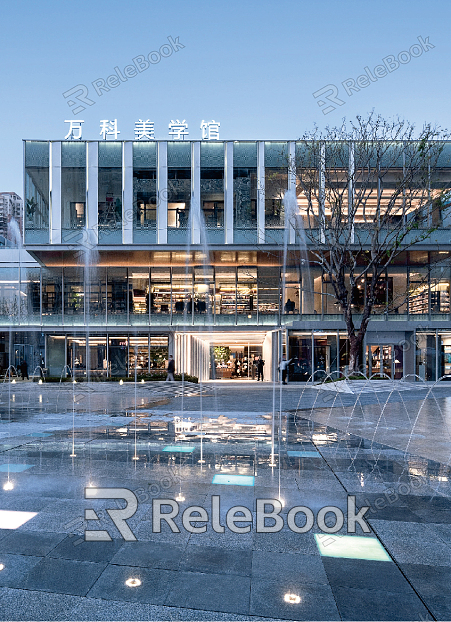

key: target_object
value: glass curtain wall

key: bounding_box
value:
[265,142,288,243]
[41,267,62,325]
[20,267,40,324]
[61,142,86,242]
[129,268,149,326]
[98,142,122,244]
[25,141,49,243]
[167,142,191,243]
[200,142,224,243]
[233,142,257,243]
[107,268,127,324]
[133,142,157,243]
[150,268,171,318]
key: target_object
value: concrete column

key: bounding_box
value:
[257,141,265,243]
[224,141,233,244]
[157,142,168,244]
[288,141,296,245]
[86,141,98,245]
[122,141,133,244]
[191,141,201,245]
[49,142,61,244]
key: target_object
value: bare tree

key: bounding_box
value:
[291,114,451,373]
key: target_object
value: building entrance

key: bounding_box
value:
[211,344,263,379]
[366,345,403,379]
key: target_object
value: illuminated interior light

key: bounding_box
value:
[125,577,141,587]
[284,593,301,604]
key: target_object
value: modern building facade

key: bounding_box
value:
[4,139,451,381]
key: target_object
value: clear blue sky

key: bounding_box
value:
[1,0,449,193]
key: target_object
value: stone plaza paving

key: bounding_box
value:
[1,379,451,620]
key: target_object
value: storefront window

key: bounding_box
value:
[257,266,279,315]
[42,268,62,325]
[194,265,213,316]
[129,268,149,325]
[172,267,193,320]
[64,267,84,322]
[20,267,40,323]
[237,267,257,318]
[0,268,19,325]
[150,268,171,316]
[282,268,300,315]
[215,267,236,316]
[25,141,49,243]
[107,268,127,323]
[409,267,429,315]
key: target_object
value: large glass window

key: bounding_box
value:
[409,267,429,315]
[64,267,84,323]
[129,268,149,326]
[42,267,62,325]
[215,267,236,317]
[133,142,157,243]
[237,267,257,319]
[0,268,19,326]
[20,267,40,324]
[150,268,171,316]
[201,142,224,243]
[233,142,257,242]
[257,267,279,315]
[98,143,122,243]
[194,265,213,316]
[265,168,287,232]
[25,141,49,243]
[107,268,127,324]
[265,142,289,236]
[61,142,86,241]
[168,142,191,243]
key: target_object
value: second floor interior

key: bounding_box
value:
[4,249,451,327]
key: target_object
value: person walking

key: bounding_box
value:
[279,356,292,385]
[20,359,29,380]
[166,355,175,381]
[257,355,265,381]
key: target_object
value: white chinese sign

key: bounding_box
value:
[63,119,221,140]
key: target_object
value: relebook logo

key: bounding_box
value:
[84,488,371,541]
